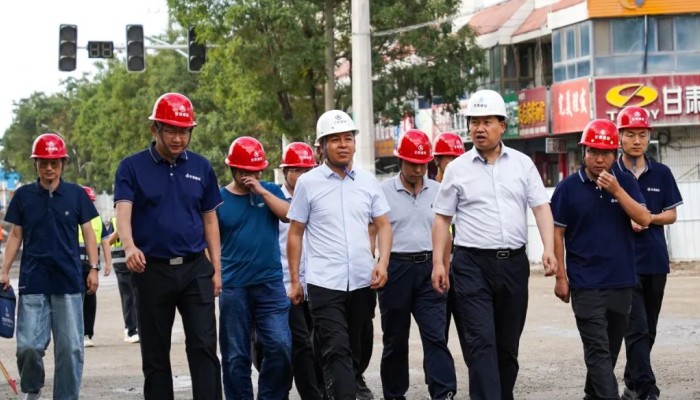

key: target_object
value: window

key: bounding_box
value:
[566,28,576,59]
[580,24,590,57]
[552,21,592,82]
[657,18,674,52]
[612,18,644,53]
[676,16,700,51]
[552,31,561,63]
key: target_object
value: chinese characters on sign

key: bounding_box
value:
[594,74,700,126]
[551,78,591,135]
[518,87,548,138]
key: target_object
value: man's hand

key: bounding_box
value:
[125,245,146,273]
[542,250,558,277]
[103,263,112,277]
[631,220,647,232]
[242,176,265,194]
[86,269,99,295]
[432,263,449,294]
[554,277,570,303]
[288,281,304,305]
[0,272,10,291]
[596,170,621,195]
[370,263,388,289]
[212,270,222,297]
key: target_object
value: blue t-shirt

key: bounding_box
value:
[613,157,683,274]
[217,182,286,288]
[551,166,645,289]
[113,143,223,258]
[5,179,98,295]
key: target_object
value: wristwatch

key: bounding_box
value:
[90,264,101,271]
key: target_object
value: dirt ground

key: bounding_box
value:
[0,263,698,399]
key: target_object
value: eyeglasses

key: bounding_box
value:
[159,125,192,137]
[37,159,62,169]
[585,148,615,157]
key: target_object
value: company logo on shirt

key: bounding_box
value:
[610,198,619,203]
[647,187,660,192]
[185,173,202,181]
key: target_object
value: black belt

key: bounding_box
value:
[457,246,526,260]
[390,252,432,263]
[145,252,203,266]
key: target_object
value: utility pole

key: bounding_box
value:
[324,0,335,112]
[351,0,375,174]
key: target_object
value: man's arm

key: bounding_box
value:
[202,211,222,297]
[597,171,652,227]
[116,202,146,272]
[0,225,23,290]
[553,226,569,303]
[532,203,557,277]
[81,220,100,295]
[370,214,392,289]
[287,220,306,304]
[651,208,677,226]
[100,238,112,276]
[432,213,452,294]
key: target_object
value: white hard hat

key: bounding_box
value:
[315,110,358,143]
[466,89,508,119]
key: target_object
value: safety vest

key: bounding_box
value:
[78,216,103,246]
[111,217,127,267]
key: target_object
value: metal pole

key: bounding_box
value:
[351,0,375,174]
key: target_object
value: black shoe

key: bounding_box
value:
[644,394,659,400]
[355,375,374,400]
[622,387,640,400]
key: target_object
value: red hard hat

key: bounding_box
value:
[225,136,269,171]
[393,129,433,164]
[83,186,96,201]
[31,133,69,159]
[579,119,619,150]
[280,142,317,168]
[616,106,653,132]
[148,93,197,128]
[433,132,465,157]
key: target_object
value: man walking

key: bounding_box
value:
[114,92,223,400]
[432,89,557,400]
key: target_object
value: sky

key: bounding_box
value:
[0,0,170,135]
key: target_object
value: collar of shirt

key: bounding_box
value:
[33,178,65,195]
[318,162,356,180]
[577,165,619,184]
[280,184,292,201]
[392,173,428,195]
[616,155,651,176]
[148,141,188,164]
[466,141,511,164]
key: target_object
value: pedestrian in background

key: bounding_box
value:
[613,107,683,400]
[80,185,112,348]
[217,136,292,399]
[379,129,457,400]
[287,110,392,400]
[432,89,557,400]
[551,119,651,400]
[114,92,223,400]
[108,216,140,344]
[0,133,100,400]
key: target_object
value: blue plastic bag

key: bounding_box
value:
[0,287,16,339]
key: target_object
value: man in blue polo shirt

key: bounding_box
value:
[0,133,100,400]
[113,93,223,400]
[217,136,292,399]
[287,109,393,400]
[551,119,652,400]
[380,129,456,400]
[613,107,683,400]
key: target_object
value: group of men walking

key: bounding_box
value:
[0,88,681,400]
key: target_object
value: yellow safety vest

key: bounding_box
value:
[78,216,103,245]
[111,217,122,248]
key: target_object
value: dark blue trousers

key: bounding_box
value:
[624,274,666,398]
[378,259,456,400]
[451,247,530,400]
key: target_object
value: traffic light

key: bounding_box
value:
[188,27,206,72]
[126,24,145,72]
[58,24,78,72]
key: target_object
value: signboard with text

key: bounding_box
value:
[518,87,548,138]
[594,74,700,126]
[588,0,699,18]
[551,78,591,135]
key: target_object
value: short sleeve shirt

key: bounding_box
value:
[5,180,98,294]
[113,143,222,258]
[381,175,438,252]
[287,163,390,291]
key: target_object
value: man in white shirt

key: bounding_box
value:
[287,110,392,400]
[432,90,557,400]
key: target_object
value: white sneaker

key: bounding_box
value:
[23,391,41,400]
[123,329,129,342]
[84,336,94,348]
[125,333,140,343]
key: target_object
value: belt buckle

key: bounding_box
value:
[496,250,510,259]
[413,254,428,263]
[169,257,184,266]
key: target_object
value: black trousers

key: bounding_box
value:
[451,247,530,400]
[115,267,139,336]
[378,259,456,399]
[445,272,468,356]
[81,263,97,338]
[133,254,222,400]
[571,288,633,400]
[307,284,376,400]
[624,274,667,397]
[252,300,325,400]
